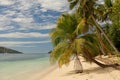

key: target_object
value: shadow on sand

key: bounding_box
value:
[64,66,115,76]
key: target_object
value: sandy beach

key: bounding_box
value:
[10,56,120,80]
[37,57,120,80]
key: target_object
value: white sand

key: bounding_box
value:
[28,57,120,80]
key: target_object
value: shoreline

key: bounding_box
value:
[1,56,120,80]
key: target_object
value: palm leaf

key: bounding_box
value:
[50,29,66,46]
[69,0,79,10]
[75,18,89,35]
[84,40,100,57]
[73,38,85,54]
[82,47,94,62]
[58,46,73,67]
[67,0,73,2]
[104,0,112,8]
[50,40,68,64]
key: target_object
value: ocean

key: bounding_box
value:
[0,53,50,80]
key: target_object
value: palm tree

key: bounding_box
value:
[67,0,119,54]
[50,13,83,72]
[50,13,117,72]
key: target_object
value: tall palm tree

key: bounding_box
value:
[67,0,119,54]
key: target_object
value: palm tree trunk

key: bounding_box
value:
[83,47,119,68]
[96,30,111,55]
[92,58,119,68]
[74,53,83,73]
[91,15,119,54]
[92,59,107,68]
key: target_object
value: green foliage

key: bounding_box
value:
[50,13,101,67]
[50,14,78,67]
[50,0,120,68]
[69,0,79,10]
[108,26,120,51]
[80,34,101,61]
[75,18,89,34]
[106,0,120,51]
[58,46,73,67]
[104,0,112,7]
[50,13,77,46]
[50,40,68,63]
[68,0,96,18]
[111,0,120,24]
[73,38,84,54]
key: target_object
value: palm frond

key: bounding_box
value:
[58,46,73,67]
[74,18,89,35]
[82,46,94,62]
[67,0,73,2]
[80,34,98,44]
[104,0,112,8]
[84,40,100,57]
[57,13,77,34]
[69,0,79,10]
[50,28,66,46]
[50,40,68,64]
[73,38,85,54]
[79,34,101,60]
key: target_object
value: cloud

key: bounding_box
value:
[12,17,33,23]
[0,26,14,31]
[0,0,14,6]
[0,40,51,47]
[0,0,69,52]
[38,0,69,12]
[18,22,56,30]
[0,13,16,31]
[0,32,49,38]
[0,0,61,32]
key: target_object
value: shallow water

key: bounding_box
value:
[0,53,50,80]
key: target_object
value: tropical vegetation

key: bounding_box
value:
[106,0,120,51]
[49,0,120,71]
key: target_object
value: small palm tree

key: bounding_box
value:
[50,13,84,72]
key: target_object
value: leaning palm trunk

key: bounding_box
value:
[91,15,119,54]
[96,30,111,55]
[74,54,83,73]
[82,47,119,68]
[92,58,119,69]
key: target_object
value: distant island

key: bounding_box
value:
[0,47,23,54]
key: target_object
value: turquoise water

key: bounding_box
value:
[0,53,50,80]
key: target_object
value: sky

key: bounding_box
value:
[0,0,70,53]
